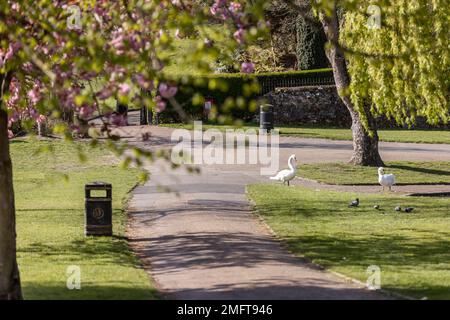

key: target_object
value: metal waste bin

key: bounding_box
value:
[85,182,112,236]
[260,104,274,132]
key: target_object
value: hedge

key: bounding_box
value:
[159,68,334,123]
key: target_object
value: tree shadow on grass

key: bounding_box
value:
[18,238,141,269]
[389,163,450,177]
[22,282,157,300]
[282,233,450,299]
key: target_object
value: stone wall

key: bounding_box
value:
[264,85,450,129]
[264,85,351,126]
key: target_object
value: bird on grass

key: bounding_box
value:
[378,167,396,192]
[404,207,414,213]
[395,206,402,211]
[270,154,297,186]
[349,198,359,207]
[373,205,380,210]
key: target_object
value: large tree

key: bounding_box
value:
[319,4,384,166]
[0,0,265,300]
[287,0,448,166]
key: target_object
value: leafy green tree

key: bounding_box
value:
[342,0,449,129]
[284,0,448,166]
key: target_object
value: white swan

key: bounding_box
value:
[270,154,297,186]
[378,167,396,191]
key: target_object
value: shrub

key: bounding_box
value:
[160,69,334,123]
[296,15,329,70]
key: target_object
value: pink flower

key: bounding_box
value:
[155,95,166,112]
[0,42,20,66]
[7,78,21,107]
[233,28,245,44]
[11,2,20,12]
[5,45,15,61]
[118,83,131,95]
[97,86,114,100]
[134,74,153,90]
[241,62,255,73]
[79,105,95,119]
[229,2,242,13]
[204,38,213,47]
[210,4,219,15]
[27,84,42,105]
[8,130,14,139]
[36,114,46,124]
[70,124,81,133]
[110,32,125,54]
[158,83,178,99]
[22,62,35,73]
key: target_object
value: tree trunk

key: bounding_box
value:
[0,81,23,300]
[320,9,384,167]
[348,108,384,166]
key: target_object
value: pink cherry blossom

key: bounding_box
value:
[27,83,42,105]
[97,86,114,100]
[241,61,255,73]
[229,2,241,13]
[155,95,166,112]
[134,74,153,90]
[79,105,95,119]
[159,83,178,99]
[233,28,245,44]
[118,83,131,95]
[36,114,46,124]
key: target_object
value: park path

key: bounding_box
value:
[124,125,450,300]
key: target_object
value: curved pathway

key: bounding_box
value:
[124,125,450,299]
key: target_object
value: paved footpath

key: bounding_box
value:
[124,126,450,300]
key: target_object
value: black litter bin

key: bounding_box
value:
[260,104,274,132]
[85,182,112,236]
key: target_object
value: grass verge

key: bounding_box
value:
[297,161,450,185]
[11,138,157,300]
[161,123,450,144]
[247,184,450,299]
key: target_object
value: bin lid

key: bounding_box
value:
[260,104,273,112]
[85,181,112,189]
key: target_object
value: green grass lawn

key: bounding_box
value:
[161,123,450,144]
[298,161,450,185]
[11,139,157,300]
[247,184,450,299]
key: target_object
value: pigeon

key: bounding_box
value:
[404,207,414,213]
[373,205,380,210]
[395,206,402,212]
[349,198,359,207]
